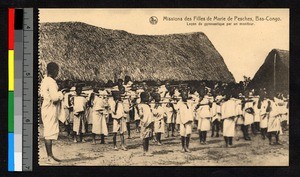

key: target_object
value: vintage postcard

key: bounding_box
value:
[38,8,289,166]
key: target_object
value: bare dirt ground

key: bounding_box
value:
[38,123,289,166]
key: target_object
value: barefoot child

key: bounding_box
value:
[138,92,154,156]
[260,94,270,140]
[211,94,223,138]
[242,93,255,141]
[196,94,212,145]
[130,97,141,133]
[267,94,282,145]
[165,101,176,137]
[253,96,261,134]
[111,91,127,151]
[177,91,194,153]
[122,91,132,139]
[152,93,167,145]
[60,80,74,137]
[221,94,237,147]
[73,85,88,143]
[91,88,108,144]
[234,93,244,141]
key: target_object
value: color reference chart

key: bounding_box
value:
[8,8,34,172]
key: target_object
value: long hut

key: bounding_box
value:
[248,49,289,94]
[39,22,235,83]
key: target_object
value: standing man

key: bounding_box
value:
[40,62,64,163]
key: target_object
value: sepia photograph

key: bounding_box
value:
[38,8,289,166]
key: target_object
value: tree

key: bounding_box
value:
[243,75,251,90]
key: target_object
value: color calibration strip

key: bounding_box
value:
[8,8,33,172]
[8,8,15,172]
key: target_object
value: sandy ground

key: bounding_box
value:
[39,123,289,166]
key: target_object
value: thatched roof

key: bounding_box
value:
[275,49,289,68]
[39,22,235,83]
[248,49,289,93]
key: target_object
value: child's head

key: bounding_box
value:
[190,86,196,94]
[106,80,114,87]
[112,91,121,101]
[93,87,99,93]
[267,91,275,100]
[66,80,73,90]
[117,79,124,86]
[140,92,150,103]
[75,84,83,95]
[47,62,59,79]
[124,75,131,84]
[119,85,125,95]
[153,93,161,103]
[131,84,137,91]
[181,91,188,102]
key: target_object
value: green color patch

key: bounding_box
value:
[8,91,14,133]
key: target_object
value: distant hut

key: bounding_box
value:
[248,49,289,94]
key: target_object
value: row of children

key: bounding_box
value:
[57,81,288,156]
[40,62,289,162]
[40,62,288,161]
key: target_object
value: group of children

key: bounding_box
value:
[55,79,289,156]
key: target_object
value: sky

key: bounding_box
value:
[40,8,289,82]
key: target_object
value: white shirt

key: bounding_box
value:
[178,101,194,124]
[221,98,237,119]
[40,76,63,104]
[93,96,105,111]
[138,103,154,127]
[111,101,124,119]
[73,96,87,113]
[197,96,211,118]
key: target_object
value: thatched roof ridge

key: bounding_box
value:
[273,49,289,68]
[247,48,289,93]
[39,22,235,83]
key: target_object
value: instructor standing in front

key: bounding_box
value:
[40,62,64,163]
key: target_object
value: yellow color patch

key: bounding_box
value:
[8,50,14,91]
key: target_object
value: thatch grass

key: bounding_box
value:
[248,49,289,93]
[39,22,235,83]
[275,49,289,68]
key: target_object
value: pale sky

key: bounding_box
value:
[40,8,289,82]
